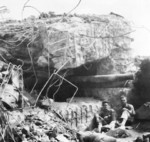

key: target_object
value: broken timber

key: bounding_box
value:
[70,73,134,88]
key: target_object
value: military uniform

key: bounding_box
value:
[98,108,116,125]
[121,103,135,121]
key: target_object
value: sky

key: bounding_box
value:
[0,0,150,57]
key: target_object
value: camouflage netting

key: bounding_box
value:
[0,14,137,94]
[0,14,134,71]
[45,15,134,72]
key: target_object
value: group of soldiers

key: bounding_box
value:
[93,94,135,132]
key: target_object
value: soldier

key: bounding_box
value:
[95,101,116,132]
[118,95,135,129]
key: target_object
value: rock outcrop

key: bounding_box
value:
[0,14,134,73]
[135,102,150,120]
[0,14,138,101]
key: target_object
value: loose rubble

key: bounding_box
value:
[1,107,77,142]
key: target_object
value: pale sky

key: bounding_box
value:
[1,0,150,56]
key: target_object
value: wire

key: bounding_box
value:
[26,35,38,94]
[21,0,31,20]
[54,73,78,108]
[34,60,69,107]
[66,0,82,16]
[79,30,136,39]
[24,6,41,15]
[0,39,14,46]
[0,54,8,63]
[83,63,92,70]
[0,6,7,9]
[45,78,60,98]
[0,29,33,46]
[52,71,68,100]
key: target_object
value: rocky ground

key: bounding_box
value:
[1,107,76,142]
[1,97,150,142]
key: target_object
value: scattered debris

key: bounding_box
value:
[106,128,131,138]
[0,107,77,142]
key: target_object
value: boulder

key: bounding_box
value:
[0,84,20,108]
[56,134,70,142]
[38,98,54,109]
[135,102,150,120]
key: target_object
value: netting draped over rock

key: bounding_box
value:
[38,15,133,69]
[0,14,135,94]
[0,14,133,73]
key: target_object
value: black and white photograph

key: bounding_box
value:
[0,0,150,141]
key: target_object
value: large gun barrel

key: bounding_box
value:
[70,73,134,88]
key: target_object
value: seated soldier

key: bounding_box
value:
[118,95,135,129]
[95,101,116,132]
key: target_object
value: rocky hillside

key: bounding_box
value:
[0,14,140,97]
